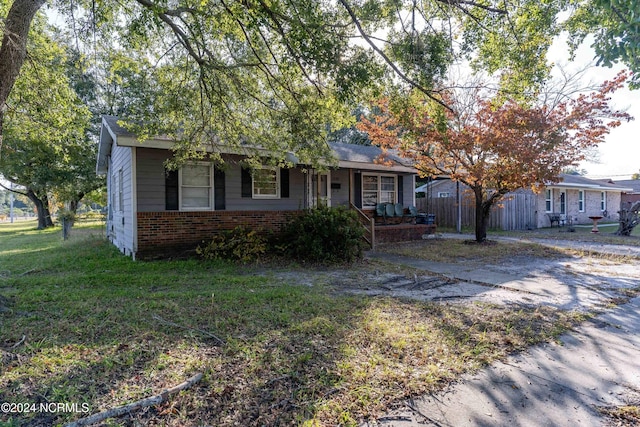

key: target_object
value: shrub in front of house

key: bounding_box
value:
[197,226,267,263]
[279,206,364,263]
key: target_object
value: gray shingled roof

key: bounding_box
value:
[612,179,640,193]
[98,116,416,174]
[102,115,135,137]
[549,173,633,191]
[328,141,411,166]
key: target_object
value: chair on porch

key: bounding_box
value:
[404,205,418,223]
[394,203,404,218]
[376,203,388,224]
[385,203,396,222]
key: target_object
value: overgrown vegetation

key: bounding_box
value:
[195,207,365,264]
[278,206,365,263]
[0,222,600,426]
[196,226,267,263]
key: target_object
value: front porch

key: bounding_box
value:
[350,204,437,249]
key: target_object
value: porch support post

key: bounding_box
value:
[349,169,353,205]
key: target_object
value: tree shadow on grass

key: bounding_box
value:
[1,230,639,426]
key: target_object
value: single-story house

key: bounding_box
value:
[414,174,633,230]
[539,174,632,227]
[97,116,430,259]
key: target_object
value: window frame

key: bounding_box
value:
[118,169,124,213]
[601,191,607,212]
[545,189,553,213]
[252,166,281,199]
[362,173,397,208]
[179,162,214,211]
[578,190,585,212]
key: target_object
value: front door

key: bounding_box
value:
[559,191,566,215]
[308,171,331,207]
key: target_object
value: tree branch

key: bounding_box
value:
[436,0,507,15]
[64,373,203,427]
[337,0,452,111]
[0,181,27,196]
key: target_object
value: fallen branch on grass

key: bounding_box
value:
[64,372,203,427]
[10,334,26,349]
[152,314,225,346]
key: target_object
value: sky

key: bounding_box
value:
[548,36,640,180]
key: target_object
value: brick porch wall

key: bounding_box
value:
[375,224,436,244]
[136,210,301,259]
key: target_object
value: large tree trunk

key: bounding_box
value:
[26,188,53,229]
[69,192,85,214]
[0,0,47,156]
[473,188,491,243]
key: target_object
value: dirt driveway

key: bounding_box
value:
[275,235,640,313]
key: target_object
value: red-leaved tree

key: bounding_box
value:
[358,71,633,242]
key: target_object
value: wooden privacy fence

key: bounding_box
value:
[416,192,538,231]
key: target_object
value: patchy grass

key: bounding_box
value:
[0,221,592,426]
[379,238,566,264]
[597,386,640,426]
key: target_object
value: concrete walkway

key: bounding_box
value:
[367,297,640,426]
[363,237,640,426]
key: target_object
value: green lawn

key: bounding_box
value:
[0,221,598,426]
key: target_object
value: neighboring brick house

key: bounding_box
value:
[96,116,423,259]
[537,174,631,227]
[415,174,632,229]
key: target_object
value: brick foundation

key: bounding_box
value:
[136,210,301,259]
[135,210,436,259]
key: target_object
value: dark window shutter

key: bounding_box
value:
[354,172,362,208]
[214,167,226,210]
[280,168,289,198]
[397,175,404,205]
[165,169,179,210]
[241,167,252,198]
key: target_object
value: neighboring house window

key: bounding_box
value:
[545,189,552,212]
[362,174,396,207]
[578,190,585,212]
[601,191,607,211]
[180,163,213,210]
[559,191,566,214]
[118,169,124,212]
[438,192,450,198]
[253,166,280,199]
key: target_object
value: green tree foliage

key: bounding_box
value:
[3,0,638,173]
[0,13,97,228]
[3,0,582,166]
[565,0,640,88]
